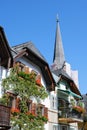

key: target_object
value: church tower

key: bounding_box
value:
[52,16,65,70]
[51,16,79,88]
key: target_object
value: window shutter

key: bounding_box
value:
[44,107,48,118]
[16,98,20,109]
[31,103,36,116]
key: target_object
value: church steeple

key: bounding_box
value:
[53,16,65,69]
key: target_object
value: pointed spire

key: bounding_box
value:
[53,15,65,69]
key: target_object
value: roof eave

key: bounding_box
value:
[0,26,13,68]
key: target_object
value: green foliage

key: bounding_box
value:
[1,67,48,130]
[0,93,9,105]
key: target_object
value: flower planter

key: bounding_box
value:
[0,104,11,129]
[72,106,85,113]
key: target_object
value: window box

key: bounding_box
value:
[11,108,20,113]
[72,106,85,113]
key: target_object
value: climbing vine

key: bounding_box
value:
[1,66,48,130]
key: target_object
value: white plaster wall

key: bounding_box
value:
[64,62,71,76]
[0,66,8,97]
[71,70,79,88]
[64,62,79,88]
[44,123,48,130]
[48,110,58,123]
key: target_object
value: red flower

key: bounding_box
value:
[36,79,42,86]
[11,108,20,113]
[26,111,31,115]
[73,106,85,113]
[26,111,36,116]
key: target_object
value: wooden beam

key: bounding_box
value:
[14,49,28,63]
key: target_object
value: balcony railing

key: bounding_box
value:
[58,107,83,123]
[0,104,11,129]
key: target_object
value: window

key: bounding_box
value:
[60,125,67,130]
[37,104,45,116]
[36,104,48,118]
[5,92,15,108]
[53,125,58,130]
[50,95,57,110]
[6,92,20,111]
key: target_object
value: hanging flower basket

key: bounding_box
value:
[73,106,85,113]
[0,104,11,129]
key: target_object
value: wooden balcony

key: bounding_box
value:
[58,108,83,123]
[0,104,11,130]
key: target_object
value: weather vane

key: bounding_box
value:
[56,14,59,23]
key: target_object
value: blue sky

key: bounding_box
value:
[0,0,87,94]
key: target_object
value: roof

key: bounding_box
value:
[12,41,46,62]
[52,68,82,98]
[12,42,56,91]
[0,26,13,68]
[52,68,72,81]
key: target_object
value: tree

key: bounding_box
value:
[0,66,48,130]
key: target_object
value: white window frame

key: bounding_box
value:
[53,125,58,130]
[50,95,57,110]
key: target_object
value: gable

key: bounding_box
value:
[12,44,55,91]
[58,75,82,99]
[52,68,82,98]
